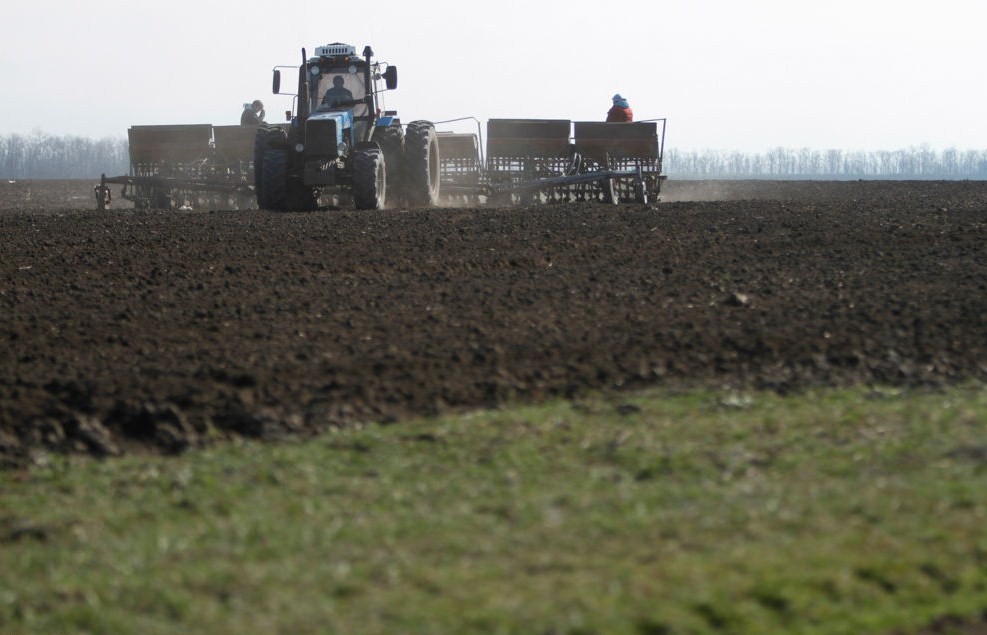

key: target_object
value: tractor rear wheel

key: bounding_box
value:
[260,148,289,211]
[403,120,440,207]
[353,148,386,210]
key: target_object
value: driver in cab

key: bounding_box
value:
[321,76,353,109]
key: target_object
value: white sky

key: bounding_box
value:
[3,0,985,151]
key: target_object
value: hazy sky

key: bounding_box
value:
[3,0,985,151]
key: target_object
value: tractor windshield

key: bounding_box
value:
[311,70,367,116]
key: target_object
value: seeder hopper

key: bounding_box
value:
[436,116,667,205]
[94,123,260,210]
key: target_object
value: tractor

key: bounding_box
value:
[253,43,440,210]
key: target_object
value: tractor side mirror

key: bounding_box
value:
[273,70,281,94]
[384,66,398,90]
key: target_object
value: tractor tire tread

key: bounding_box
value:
[403,120,440,207]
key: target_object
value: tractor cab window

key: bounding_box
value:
[312,70,366,116]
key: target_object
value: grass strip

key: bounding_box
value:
[1,385,985,634]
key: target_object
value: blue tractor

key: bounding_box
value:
[254,43,440,210]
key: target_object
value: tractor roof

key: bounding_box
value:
[314,43,358,58]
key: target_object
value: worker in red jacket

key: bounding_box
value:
[606,94,633,122]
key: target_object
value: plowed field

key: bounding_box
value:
[2,179,985,467]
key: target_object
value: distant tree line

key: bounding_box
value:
[0,132,128,179]
[665,146,987,179]
[3,131,987,180]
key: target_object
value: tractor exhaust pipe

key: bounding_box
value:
[297,48,310,121]
[361,46,375,143]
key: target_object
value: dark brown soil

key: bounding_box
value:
[2,179,986,468]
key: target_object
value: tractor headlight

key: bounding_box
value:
[295,143,305,153]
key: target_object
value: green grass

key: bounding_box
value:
[2,385,986,635]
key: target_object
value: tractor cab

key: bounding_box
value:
[302,43,396,143]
